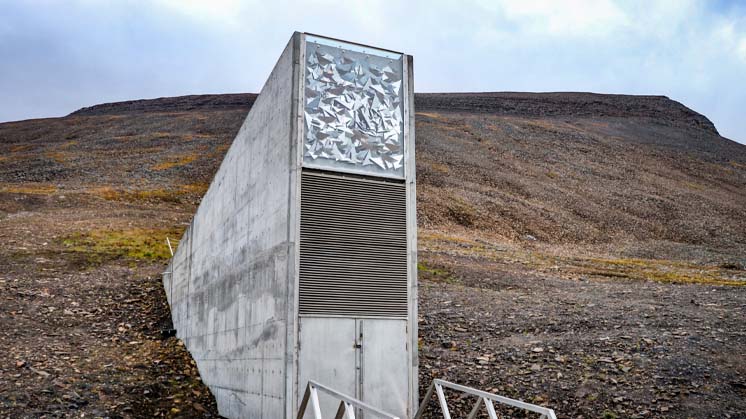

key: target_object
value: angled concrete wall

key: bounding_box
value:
[163,33,300,418]
[164,32,417,419]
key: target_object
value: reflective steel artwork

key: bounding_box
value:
[303,37,405,178]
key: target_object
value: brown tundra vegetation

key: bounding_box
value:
[1,92,745,418]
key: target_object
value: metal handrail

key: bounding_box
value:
[297,380,401,419]
[414,379,557,419]
[165,237,174,257]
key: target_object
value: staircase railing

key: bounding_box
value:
[415,379,557,419]
[297,380,401,419]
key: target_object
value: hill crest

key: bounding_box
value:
[69,91,719,136]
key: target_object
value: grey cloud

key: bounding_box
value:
[0,0,744,143]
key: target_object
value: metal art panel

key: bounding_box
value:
[298,171,408,317]
[298,317,357,418]
[361,319,409,419]
[303,35,405,179]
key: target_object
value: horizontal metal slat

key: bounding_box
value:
[299,269,408,279]
[299,264,409,273]
[298,295,408,303]
[300,235,407,247]
[299,301,407,308]
[299,281,408,290]
[299,171,408,317]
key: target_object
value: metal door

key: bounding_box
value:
[360,319,409,418]
[297,317,358,418]
[298,317,409,418]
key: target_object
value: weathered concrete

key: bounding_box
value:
[164,32,417,419]
[164,33,300,418]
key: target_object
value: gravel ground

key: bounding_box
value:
[1,92,745,418]
[417,250,746,419]
[0,196,218,418]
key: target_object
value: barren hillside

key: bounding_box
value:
[1,92,745,418]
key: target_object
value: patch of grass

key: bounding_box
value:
[418,231,519,265]
[10,144,32,152]
[684,181,704,191]
[579,257,745,286]
[181,133,213,141]
[209,144,231,159]
[88,187,185,203]
[89,186,121,201]
[521,119,569,133]
[446,197,477,227]
[1,184,57,195]
[180,183,209,195]
[45,151,67,163]
[587,257,695,270]
[418,262,457,283]
[420,231,477,245]
[62,227,184,263]
[415,112,443,119]
[583,270,633,279]
[644,270,745,286]
[421,233,746,287]
[132,189,183,202]
[429,162,450,174]
[151,154,198,171]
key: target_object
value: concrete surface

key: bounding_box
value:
[164,33,300,418]
[163,33,417,419]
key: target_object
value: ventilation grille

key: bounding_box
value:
[299,171,408,317]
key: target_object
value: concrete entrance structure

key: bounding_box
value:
[163,32,417,418]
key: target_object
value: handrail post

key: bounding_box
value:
[466,397,482,419]
[166,237,174,256]
[297,383,311,419]
[334,401,346,419]
[434,382,452,419]
[334,401,356,419]
[298,380,400,419]
[413,380,436,418]
[415,379,558,419]
[484,398,498,419]
[310,385,322,419]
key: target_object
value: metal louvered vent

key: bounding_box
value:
[299,170,408,317]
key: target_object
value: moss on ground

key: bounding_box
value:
[418,262,458,284]
[420,230,746,287]
[88,185,204,203]
[0,184,57,195]
[446,197,478,227]
[62,227,184,263]
[151,154,198,171]
[581,257,746,287]
[44,151,68,163]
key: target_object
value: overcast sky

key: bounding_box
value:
[2,0,745,143]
